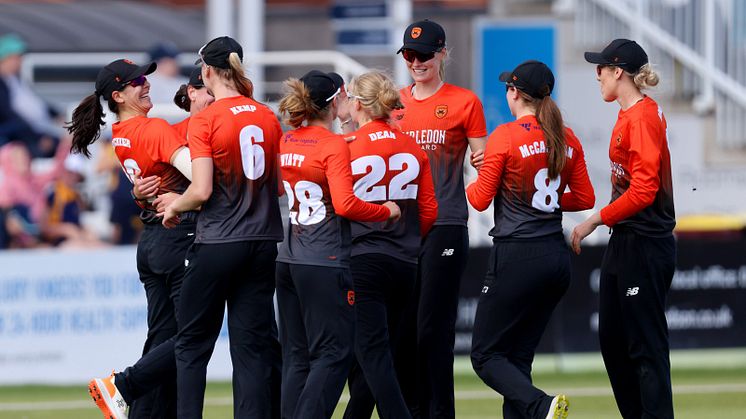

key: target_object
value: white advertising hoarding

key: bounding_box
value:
[0,246,233,384]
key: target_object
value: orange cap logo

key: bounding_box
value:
[512,75,518,81]
[411,27,422,39]
[123,59,134,65]
[435,105,448,119]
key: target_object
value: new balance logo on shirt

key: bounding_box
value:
[441,249,454,256]
[626,287,640,296]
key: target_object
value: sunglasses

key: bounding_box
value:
[123,75,147,88]
[401,48,440,63]
[596,64,626,76]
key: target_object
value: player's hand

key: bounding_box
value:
[153,192,181,214]
[470,149,485,171]
[571,213,602,254]
[160,205,181,228]
[133,170,161,201]
[383,201,401,222]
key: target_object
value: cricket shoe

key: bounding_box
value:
[545,394,569,419]
[88,372,128,419]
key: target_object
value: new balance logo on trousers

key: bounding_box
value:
[441,248,455,256]
[626,287,639,296]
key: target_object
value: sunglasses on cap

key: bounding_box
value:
[123,75,147,89]
[401,48,441,63]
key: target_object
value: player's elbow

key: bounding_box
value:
[192,183,213,204]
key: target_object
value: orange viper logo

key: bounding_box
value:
[435,105,448,119]
[123,59,135,65]
[411,27,422,38]
[347,290,355,306]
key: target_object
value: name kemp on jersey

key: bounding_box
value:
[229,104,257,115]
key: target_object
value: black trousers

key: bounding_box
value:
[414,225,469,419]
[125,221,194,419]
[276,262,354,419]
[599,228,676,419]
[470,235,570,419]
[343,254,416,419]
[175,241,281,419]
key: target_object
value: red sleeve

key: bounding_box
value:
[172,117,190,140]
[416,152,438,236]
[600,118,661,226]
[187,112,214,160]
[464,94,488,138]
[466,127,508,211]
[325,137,391,222]
[559,131,595,211]
[141,119,184,164]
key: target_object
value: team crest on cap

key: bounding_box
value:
[411,27,422,39]
[512,75,518,81]
[115,76,121,82]
[435,105,448,119]
[123,59,134,65]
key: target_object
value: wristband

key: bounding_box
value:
[130,189,147,202]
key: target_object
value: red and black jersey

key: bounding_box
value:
[467,115,595,239]
[276,125,391,268]
[348,120,438,263]
[188,95,283,244]
[395,83,487,227]
[172,116,189,140]
[601,96,675,236]
[111,115,190,214]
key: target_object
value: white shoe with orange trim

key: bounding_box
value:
[88,372,128,419]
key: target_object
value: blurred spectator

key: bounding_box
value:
[41,153,106,248]
[0,141,62,248]
[0,33,62,158]
[146,42,188,106]
[96,143,142,245]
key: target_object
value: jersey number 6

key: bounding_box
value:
[351,153,420,201]
[239,124,265,180]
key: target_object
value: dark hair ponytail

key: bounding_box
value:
[534,88,566,179]
[173,84,191,112]
[66,93,106,158]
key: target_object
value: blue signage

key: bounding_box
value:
[475,21,556,133]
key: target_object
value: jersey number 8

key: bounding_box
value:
[351,153,420,201]
[532,168,561,213]
[239,125,265,180]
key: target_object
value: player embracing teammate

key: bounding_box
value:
[77,27,675,419]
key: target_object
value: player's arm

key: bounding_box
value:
[600,119,661,226]
[169,146,192,181]
[416,154,438,236]
[326,139,395,222]
[560,135,595,212]
[466,130,507,211]
[160,157,212,227]
[467,136,487,170]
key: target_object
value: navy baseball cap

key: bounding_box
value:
[195,36,243,69]
[300,70,342,110]
[397,19,446,54]
[187,67,204,88]
[584,39,648,73]
[95,59,156,100]
[499,60,554,99]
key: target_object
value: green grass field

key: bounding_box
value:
[1,354,745,418]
